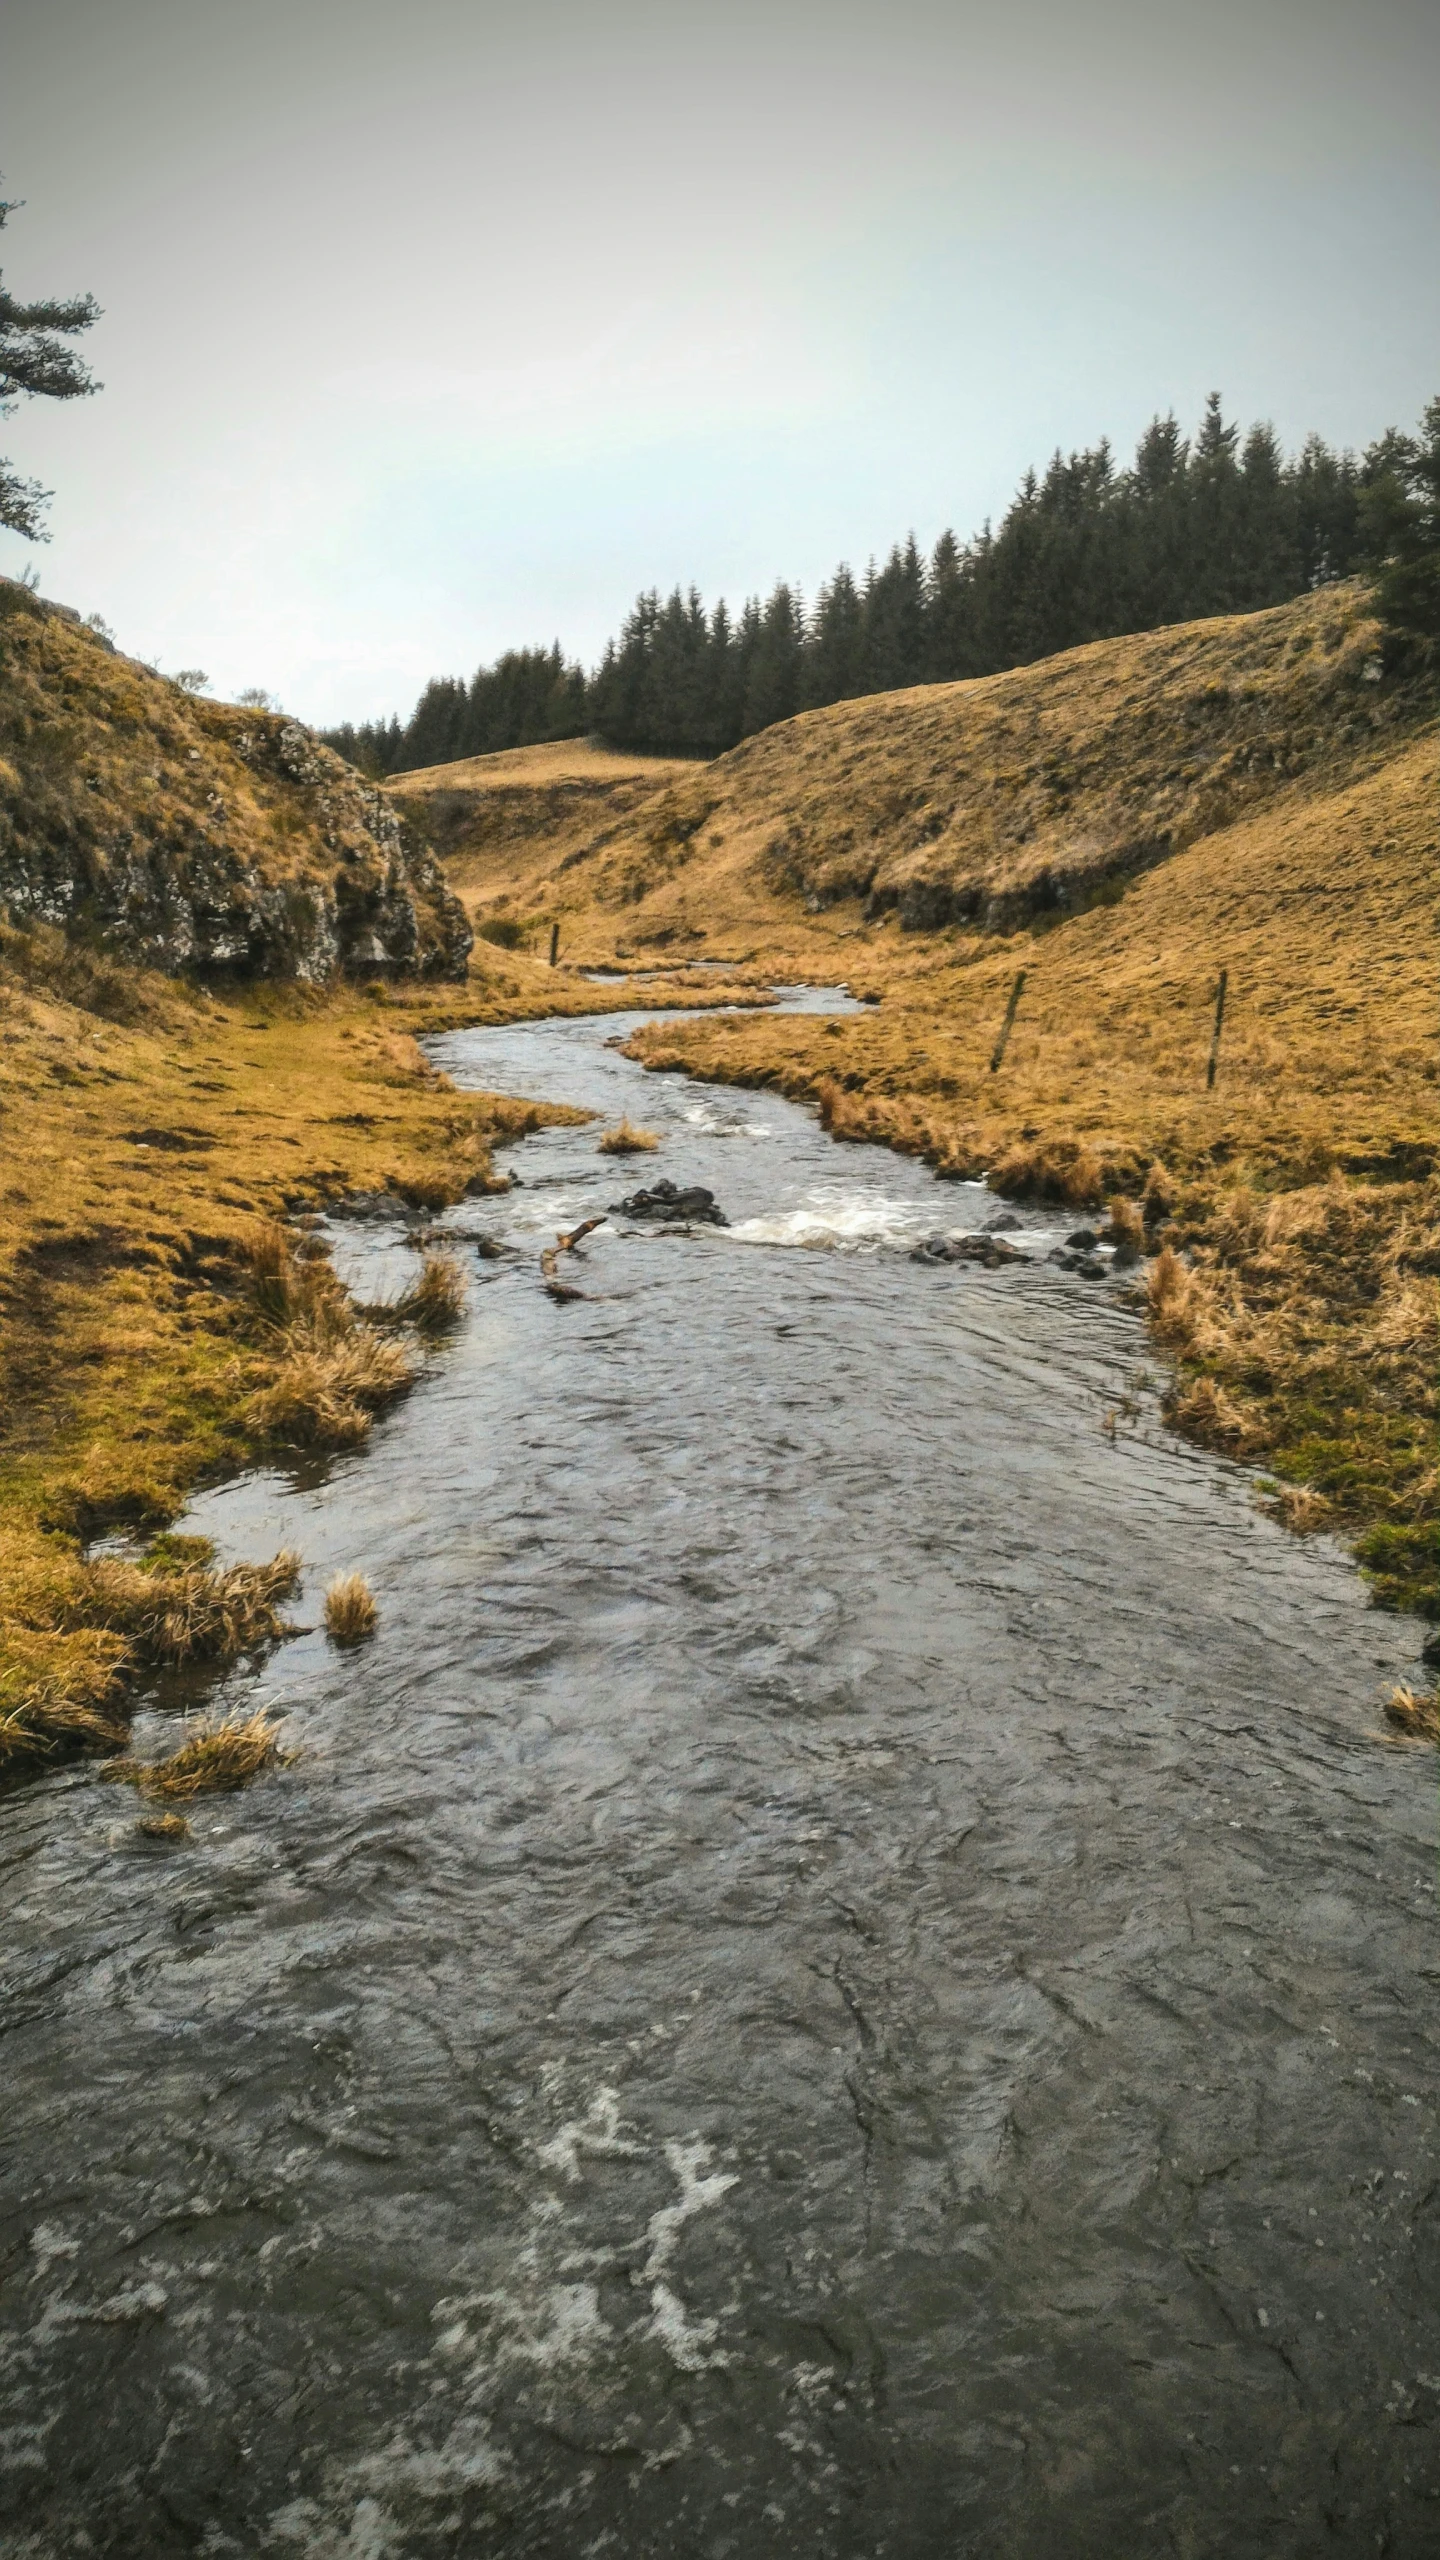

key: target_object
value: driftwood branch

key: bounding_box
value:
[540,1216,606,1302]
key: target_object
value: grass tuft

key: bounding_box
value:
[598,1118,660,1155]
[248,1334,414,1447]
[1383,1685,1440,1742]
[71,1549,302,1666]
[0,1627,131,1761]
[1105,1197,1146,1267]
[136,1811,190,1842]
[990,1133,1108,1207]
[324,1571,378,1645]
[1258,1482,1333,1534]
[111,1707,292,1800]
[393,1249,468,1333]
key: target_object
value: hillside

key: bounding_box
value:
[401,583,1423,960]
[386,737,703,946]
[383,584,1440,1624]
[0,580,471,981]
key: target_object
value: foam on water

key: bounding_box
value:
[728,1185,932,1251]
[679,1099,773,1139]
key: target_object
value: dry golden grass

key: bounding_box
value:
[1384,1685,1440,1743]
[0,1627,131,1761]
[390,737,699,795]
[597,1118,660,1155]
[1105,1198,1146,1267]
[72,1548,302,1665]
[385,739,704,928]
[136,1810,191,1841]
[1259,1482,1334,1534]
[391,1249,468,1333]
[324,1571,378,1644]
[249,1334,416,1448]
[108,1707,291,1800]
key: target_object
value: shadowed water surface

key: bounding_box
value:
[2,997,1438,2558]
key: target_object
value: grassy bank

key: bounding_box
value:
[620,711,1438,1622]
[0,921,764,1775]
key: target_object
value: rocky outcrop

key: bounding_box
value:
[0,585,472,983]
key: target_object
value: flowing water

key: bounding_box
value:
[3,995,1439,2558]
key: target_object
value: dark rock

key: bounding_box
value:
[332,1190,411,1223]
[611,1179,728,1227]
[1065,1228,1099,1248]
[983,1212,1023,1233]
[1050,1247,1108,1277]
[913,1232,1028,1268]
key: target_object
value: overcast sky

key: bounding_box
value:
[2,0,1436,726]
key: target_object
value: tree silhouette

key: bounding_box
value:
[0,190,100,540]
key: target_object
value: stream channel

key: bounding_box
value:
[3,989,1439,2558]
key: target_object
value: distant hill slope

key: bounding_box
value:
[386,739,703,936]
[0,583,471,982]
[383,585,1432,971]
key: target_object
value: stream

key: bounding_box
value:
[3,992,1439,2558]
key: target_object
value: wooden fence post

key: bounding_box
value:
[1206,968,1228,1090]
[989,969,1027,1074]
[549,922,560,968]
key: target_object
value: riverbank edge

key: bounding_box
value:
[0,946,778,1775]
[621,1020,1440,1648]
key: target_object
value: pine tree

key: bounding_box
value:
[926,531,975,681]
[862,537,929,692]
[741,584,804,736]
[802,563,866,707]
[0,189,100,539]
[1361,401,1440,648]
[323,392,1412,770]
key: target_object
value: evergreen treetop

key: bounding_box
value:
[324,391,1436,775]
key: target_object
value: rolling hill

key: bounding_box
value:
[383,582,1440,1622]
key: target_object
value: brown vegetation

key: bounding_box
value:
[597,1118,660,1155]
[1384,1686,1440,1743]
[107,1708,291,1799]
[70,1547,301,1664]
[324,1572,378,1645]
[136,1810,191,1841]
[389,1249,468,1333]
[385,738,702,930]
